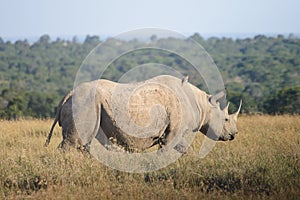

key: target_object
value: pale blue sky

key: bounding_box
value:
[1,0,300,39]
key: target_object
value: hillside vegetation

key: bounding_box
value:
[0,115,299,199]
[0,34,299,119]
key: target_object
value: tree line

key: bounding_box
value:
[0,34,299,119]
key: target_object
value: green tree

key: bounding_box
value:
[264,86,300,114]
[27,92,56,118]
[6,95,28,119]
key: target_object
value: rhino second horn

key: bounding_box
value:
[223,102,230,114]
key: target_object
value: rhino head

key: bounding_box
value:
[218,100,242,141]
[200,91,242,141]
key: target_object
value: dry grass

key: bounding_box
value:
[0,115,299,199]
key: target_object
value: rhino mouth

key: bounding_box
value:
[218,134,235,141]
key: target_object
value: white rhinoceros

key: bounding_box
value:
[44,75,242,152]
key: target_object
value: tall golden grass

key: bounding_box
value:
[0,115,299,199]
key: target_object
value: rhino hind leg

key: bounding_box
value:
[57,140,69,151]
[57,138,87,153]
[57,124,85,151]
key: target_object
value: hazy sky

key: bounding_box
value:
[1,0,300,38]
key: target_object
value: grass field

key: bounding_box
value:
[0,115,299,199]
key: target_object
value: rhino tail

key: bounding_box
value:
[44,90,74,147]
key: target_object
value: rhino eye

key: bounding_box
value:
[225,118,229,122]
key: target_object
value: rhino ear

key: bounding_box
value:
[233,99,242,120]
[209,91,226,107]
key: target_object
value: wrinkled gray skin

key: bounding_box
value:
[44,75,242,152]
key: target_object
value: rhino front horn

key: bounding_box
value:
[234,99,242,120]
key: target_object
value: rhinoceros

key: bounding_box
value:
[44,75,242,152]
